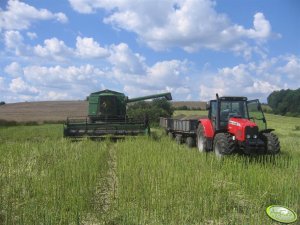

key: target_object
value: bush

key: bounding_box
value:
[0,101,5,105]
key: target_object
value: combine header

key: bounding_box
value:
[64,89,172,139]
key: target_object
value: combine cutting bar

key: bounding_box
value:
[64,117,149,138]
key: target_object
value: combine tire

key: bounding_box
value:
[197,125,208,152]
[263,133,280,154]
[186,137,195,148]
[213,133,236,158]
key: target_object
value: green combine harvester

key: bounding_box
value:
[64,89,172,138]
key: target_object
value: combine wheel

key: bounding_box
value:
[213,133,236,158]
[175,135,182,144]
[197,125,208,152]
[263,133,280,154]
[186,137,195,148]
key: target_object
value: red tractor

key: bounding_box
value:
[197,94,280,157]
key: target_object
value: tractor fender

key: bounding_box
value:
[198,119,214,138]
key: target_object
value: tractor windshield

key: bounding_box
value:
[220,101,247,127]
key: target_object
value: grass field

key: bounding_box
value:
[0,112,299,224]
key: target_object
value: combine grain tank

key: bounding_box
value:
[64,89,172,138]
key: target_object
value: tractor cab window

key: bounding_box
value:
[220,101,247,127]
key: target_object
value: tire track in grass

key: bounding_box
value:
[84,142,118,225]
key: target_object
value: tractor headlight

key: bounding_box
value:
[253,134,258,139]
[246,134,251,139]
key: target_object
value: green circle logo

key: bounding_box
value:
[266,205,297,224]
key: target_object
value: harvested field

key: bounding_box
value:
[0,101,205,123]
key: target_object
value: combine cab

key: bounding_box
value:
[64,89,172,139]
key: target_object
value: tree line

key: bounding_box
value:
[267,88,300,117]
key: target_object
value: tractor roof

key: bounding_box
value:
[219,96,248,101]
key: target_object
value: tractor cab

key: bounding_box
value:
[207,95,266,132]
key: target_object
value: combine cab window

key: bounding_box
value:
[99,96,117,115]
[220,101,247,127]
[247,100,266,131]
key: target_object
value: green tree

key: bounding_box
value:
[267,88,300,116]
[127,98,174,125]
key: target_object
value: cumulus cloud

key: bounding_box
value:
[198,56,300,101]
[4,62,23,77]
[75,36,109,58]
[9,77,39,95]
[4,30,24,55]
[26,32,38,40]
[34,38,73,61]
[68,0,275,56]
[109,43,147,74]
[0,0,68,31]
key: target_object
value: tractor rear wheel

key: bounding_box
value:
[197,125,208,152]
[186,137,195,148]
[213,133,236,157]
[262,133,280,154]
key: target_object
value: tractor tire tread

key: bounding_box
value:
[213,133,236,156]
[263,132,280,154]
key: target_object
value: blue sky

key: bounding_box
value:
[0,0,299,103]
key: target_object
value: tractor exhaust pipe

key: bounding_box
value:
[216,93,220,131]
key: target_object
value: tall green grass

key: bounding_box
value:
[0,125,111,224]
[112,134,299,224]
[0,113,299,224]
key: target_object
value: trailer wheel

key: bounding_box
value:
[262,133,280,154]
[186,137,195,148]
[175,135,182,144]
[197,125,208,152]
[213,133,235,158]
[168,132,174,139]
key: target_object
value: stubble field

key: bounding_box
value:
[0,112,299,224]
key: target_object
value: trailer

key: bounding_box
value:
[159,117,199,147]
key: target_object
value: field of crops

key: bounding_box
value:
[0,112,299,224]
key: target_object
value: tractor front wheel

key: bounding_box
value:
[263,133,280,154]
[213,133,236,157]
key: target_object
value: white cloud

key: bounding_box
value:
[9,77,39,95]
[0,0,68,31]
[277,55,300,79]
[23,64,105,87]
[75,36,109,58]
[26,32,38,40]
[109,43,147,74]
[198,55,300,101]
[34,38,73,61]
[4,62,23,77]
[0,77,6,91]
[68,0,275,56]
[4,30,24,55]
